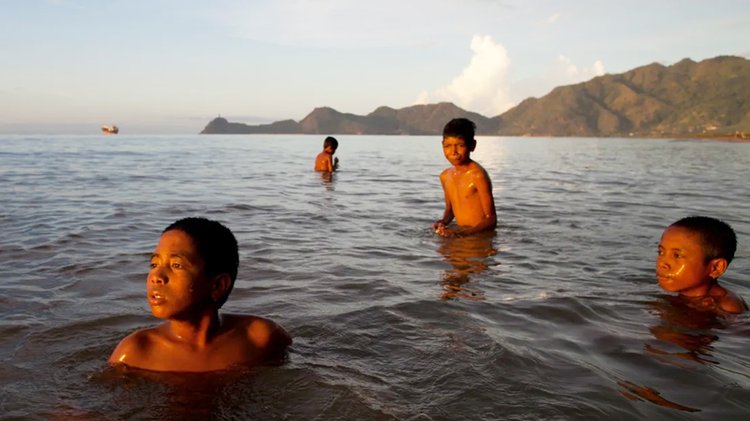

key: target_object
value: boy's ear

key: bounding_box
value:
[210,273,232,302]
[707,258,728,279]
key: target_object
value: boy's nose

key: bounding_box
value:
[656,257,669,270]
[149,269,167,285]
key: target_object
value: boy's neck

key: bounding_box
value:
[679,279,718,300]
[452,158,474,169]
[165,311,222,347]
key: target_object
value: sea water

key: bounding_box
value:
[1,134,749,420]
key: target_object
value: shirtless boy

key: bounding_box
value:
[109,217,292,372]
[657,216,747,314]
[314,136,339,172]
[432,118,496,237]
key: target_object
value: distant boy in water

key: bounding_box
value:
[109,217,292,372]
[656,216,747,314]
[432,118,496,237]
[314,136,339,172]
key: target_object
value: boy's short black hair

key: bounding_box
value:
[323,136,338,150]
[443,118,477,149]
[164,217,239,307]
[671,216,737,264]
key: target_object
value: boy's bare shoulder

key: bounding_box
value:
[223,314,292,348]
[717,290,747,314]
[709,284,747,314]
[469,160,491,175]
[108,326,163,365]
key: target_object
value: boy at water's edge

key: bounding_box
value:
[432,118,496,237]
[657,216,747,314]
[109,217,292,372]
[314,136,339,172]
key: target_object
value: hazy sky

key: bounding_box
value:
[1,0,749,134]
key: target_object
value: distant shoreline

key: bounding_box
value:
[503,132,750,142]
[670,133,750,142]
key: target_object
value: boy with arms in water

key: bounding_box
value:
[657,216,747,314]
[433,118,496,237]
[314,136,339,172]
[109,217,292,372]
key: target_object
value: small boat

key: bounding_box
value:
[101,125,119,134]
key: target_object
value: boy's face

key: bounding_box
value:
[656,226,714,296]
[147,229,213,319]
[325,145,336,154]
[442,136,473,166]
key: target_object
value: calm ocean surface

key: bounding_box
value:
[1,134,749,420]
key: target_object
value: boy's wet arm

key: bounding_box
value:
[438,200,454,225]
[474,170,497,222]
[436,174,454,225]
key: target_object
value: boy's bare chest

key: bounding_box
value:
[153,330,260,370]
[445,172,479,197]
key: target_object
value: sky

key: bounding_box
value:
[1,0,749,134]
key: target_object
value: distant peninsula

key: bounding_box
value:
[201,55,750,139]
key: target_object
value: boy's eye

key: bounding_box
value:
[149,262,157,269]
[171,262,183,269]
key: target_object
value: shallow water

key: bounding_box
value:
[1,134,749,420]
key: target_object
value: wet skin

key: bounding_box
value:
[656,226,745,314]
[108,230,291,372]
[314,146,338,172]
[433,136,496,237]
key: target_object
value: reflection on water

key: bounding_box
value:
[319,171,335,189]
[616,295,731,413]
[436,231,497,301]
[107,366,249,419]
[2,135,750,419]
[645,295,724,366]
[618,380,700,413]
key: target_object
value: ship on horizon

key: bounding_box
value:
[101,125,119,134]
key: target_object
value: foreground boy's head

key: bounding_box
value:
[111,216,292,371]
[151,217,239,317]
[323,136,338,152]
[657,216,744,313]
[443,118,477,150]
[442,118,477,167]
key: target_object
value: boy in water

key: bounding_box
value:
[433,118,496,237]
[656,216,747,314]
[109,217,292,372]
[314,136,339,172]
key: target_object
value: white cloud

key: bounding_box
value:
[416,34,514,116]
[556,55,606,81]
[546,13,560,24]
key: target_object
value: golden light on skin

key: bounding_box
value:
[248,320,271,348]
[673,265,685,276]
[658,263,687,293]
[118,354,127,362]
[662,264,686,279]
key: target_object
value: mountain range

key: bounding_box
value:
[200,55,750,138]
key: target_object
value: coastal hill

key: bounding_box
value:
[201,55,750,137]
[201,102,497,135]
